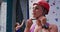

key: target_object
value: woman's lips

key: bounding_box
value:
[32,12,36,17]
[33,12,36,15]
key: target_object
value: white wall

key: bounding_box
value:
[0,2,7,32]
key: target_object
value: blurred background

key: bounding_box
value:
[0,0,60,32]
[0,0,7,32]
[0,0,28,32]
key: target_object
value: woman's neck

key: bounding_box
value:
[36,15,44,19]
[36,15,46,26]
[37,24,42,26]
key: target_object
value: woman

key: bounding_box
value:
[15,19,24,32]
[24,0,58,32]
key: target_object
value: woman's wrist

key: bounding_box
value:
[24,27,30,32]
[26,26,31,29]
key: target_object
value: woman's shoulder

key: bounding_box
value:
[49,24,57,28]
[49,24,58,30]
[49,24,58,32]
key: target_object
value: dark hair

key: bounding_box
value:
[41,6,48,16]
[33,3,48,16]
[15,24,18,27]
[15,22,20,28]
[33,3,49,16]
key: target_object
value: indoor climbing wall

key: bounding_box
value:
[29,0,60,32]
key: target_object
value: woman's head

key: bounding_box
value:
[15,22,20,27]
[33,4,43,18]
[33,1,50,18]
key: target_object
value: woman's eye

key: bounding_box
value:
[35,7,39,9]
[33,7,39,10]
[36,7,39,9]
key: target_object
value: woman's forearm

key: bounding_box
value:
[24,27,30,32]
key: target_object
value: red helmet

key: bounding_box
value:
[33,1,50,14]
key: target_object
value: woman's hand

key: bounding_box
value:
[26,19,33,28]
[24,19,33,32]
[42,29,50,32]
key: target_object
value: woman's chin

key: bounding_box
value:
[33,16,37,18]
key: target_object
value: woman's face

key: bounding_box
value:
[33,5,43,18]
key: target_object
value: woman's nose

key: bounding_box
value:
[33,9,37,12]
[33,10,35,12]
